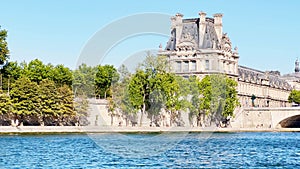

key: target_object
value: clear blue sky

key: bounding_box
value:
[1,0,300,74]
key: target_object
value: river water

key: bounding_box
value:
[0,132,299,168]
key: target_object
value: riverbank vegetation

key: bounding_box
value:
[0,59,121,126]
[0,26,239,127]
[288,89,300,106]
[110,55,239,127]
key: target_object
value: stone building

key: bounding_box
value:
[282,59,300,91]
[159,12,298,108]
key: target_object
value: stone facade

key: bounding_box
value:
[160,12,239,79]
[159,12,300,108]
[238,66,291,108]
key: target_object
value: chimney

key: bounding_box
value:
[198,11,207,47]
[213,13,223,41]
[175,13,183,19]
[199,11,206,24]
[170,16,176,29]
[174,13,183,47]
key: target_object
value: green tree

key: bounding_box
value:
[186,76,203,126]
[127,54,184,126]
[95,65,119,98]
[0,90,12,125]
[73,63,96,97]
[51,64,73,87]
[0,26,9,63]
[3,61,22,79]
[37,79,59,126]
[288,89,300,105]
[0,90,12,112]
[23,59,52,83]
[224,77,240,118]
[128,70,149,126]
[157,72,182,126]
[10,77,39,125]
[197,75,239,127]
[57,85,76,126]
[1,61,22,92]
[110,65,135,126]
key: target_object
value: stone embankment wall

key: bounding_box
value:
[87,99,194,127]
[231,107,300,128]
[88,99,300,129]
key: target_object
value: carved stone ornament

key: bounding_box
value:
[221,33,232,53]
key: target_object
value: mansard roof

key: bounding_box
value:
[165,16,221,51]
[202,21,219,49]
[165,29,176,51]
[238,66,292,90]
[180,20,199,46]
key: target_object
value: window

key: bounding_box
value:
[175,61,181,72]
[191,60,196,71]
[205,60,210,70]
[183,61,189,72]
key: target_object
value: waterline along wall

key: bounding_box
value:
[87,99,300,129]
[230,107,300,128]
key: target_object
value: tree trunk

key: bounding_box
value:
[38,115,45,126]
[169,111,173,127]
[139,94,146,127]
[59,116,64,126]
[139,103,145,127]
[110,113,113,126]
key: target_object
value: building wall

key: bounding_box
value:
[237,81,290,108]
[159,12,294,109]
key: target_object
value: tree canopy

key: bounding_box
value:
[95,65,119,98]
[0,25,242,127]
[0,27,9,63]
[288,89,300,105]
[0,60,88,126]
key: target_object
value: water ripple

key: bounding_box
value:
[0,132,299,168]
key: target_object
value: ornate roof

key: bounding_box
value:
[282,59,300,83]
[165,29,176,51]
[202,21,219,49]
[165,16,222,51]
[238,66,292,90]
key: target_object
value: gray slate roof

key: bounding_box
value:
[165,17,219,51]
[238,66,292,90]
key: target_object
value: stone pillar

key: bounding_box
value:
[199,11,206,47]
[175,13,183,47]
[213,13,223,42]
[197,59,202,72]
[171,16,176,29]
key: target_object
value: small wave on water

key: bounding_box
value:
[0,132,299,168]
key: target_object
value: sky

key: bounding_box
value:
[1,0,300,74]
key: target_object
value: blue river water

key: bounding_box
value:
[0,132,299,168]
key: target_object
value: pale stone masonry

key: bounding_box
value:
[88,12,300,128]
[159,12,300,108]
[160,12,239,79]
